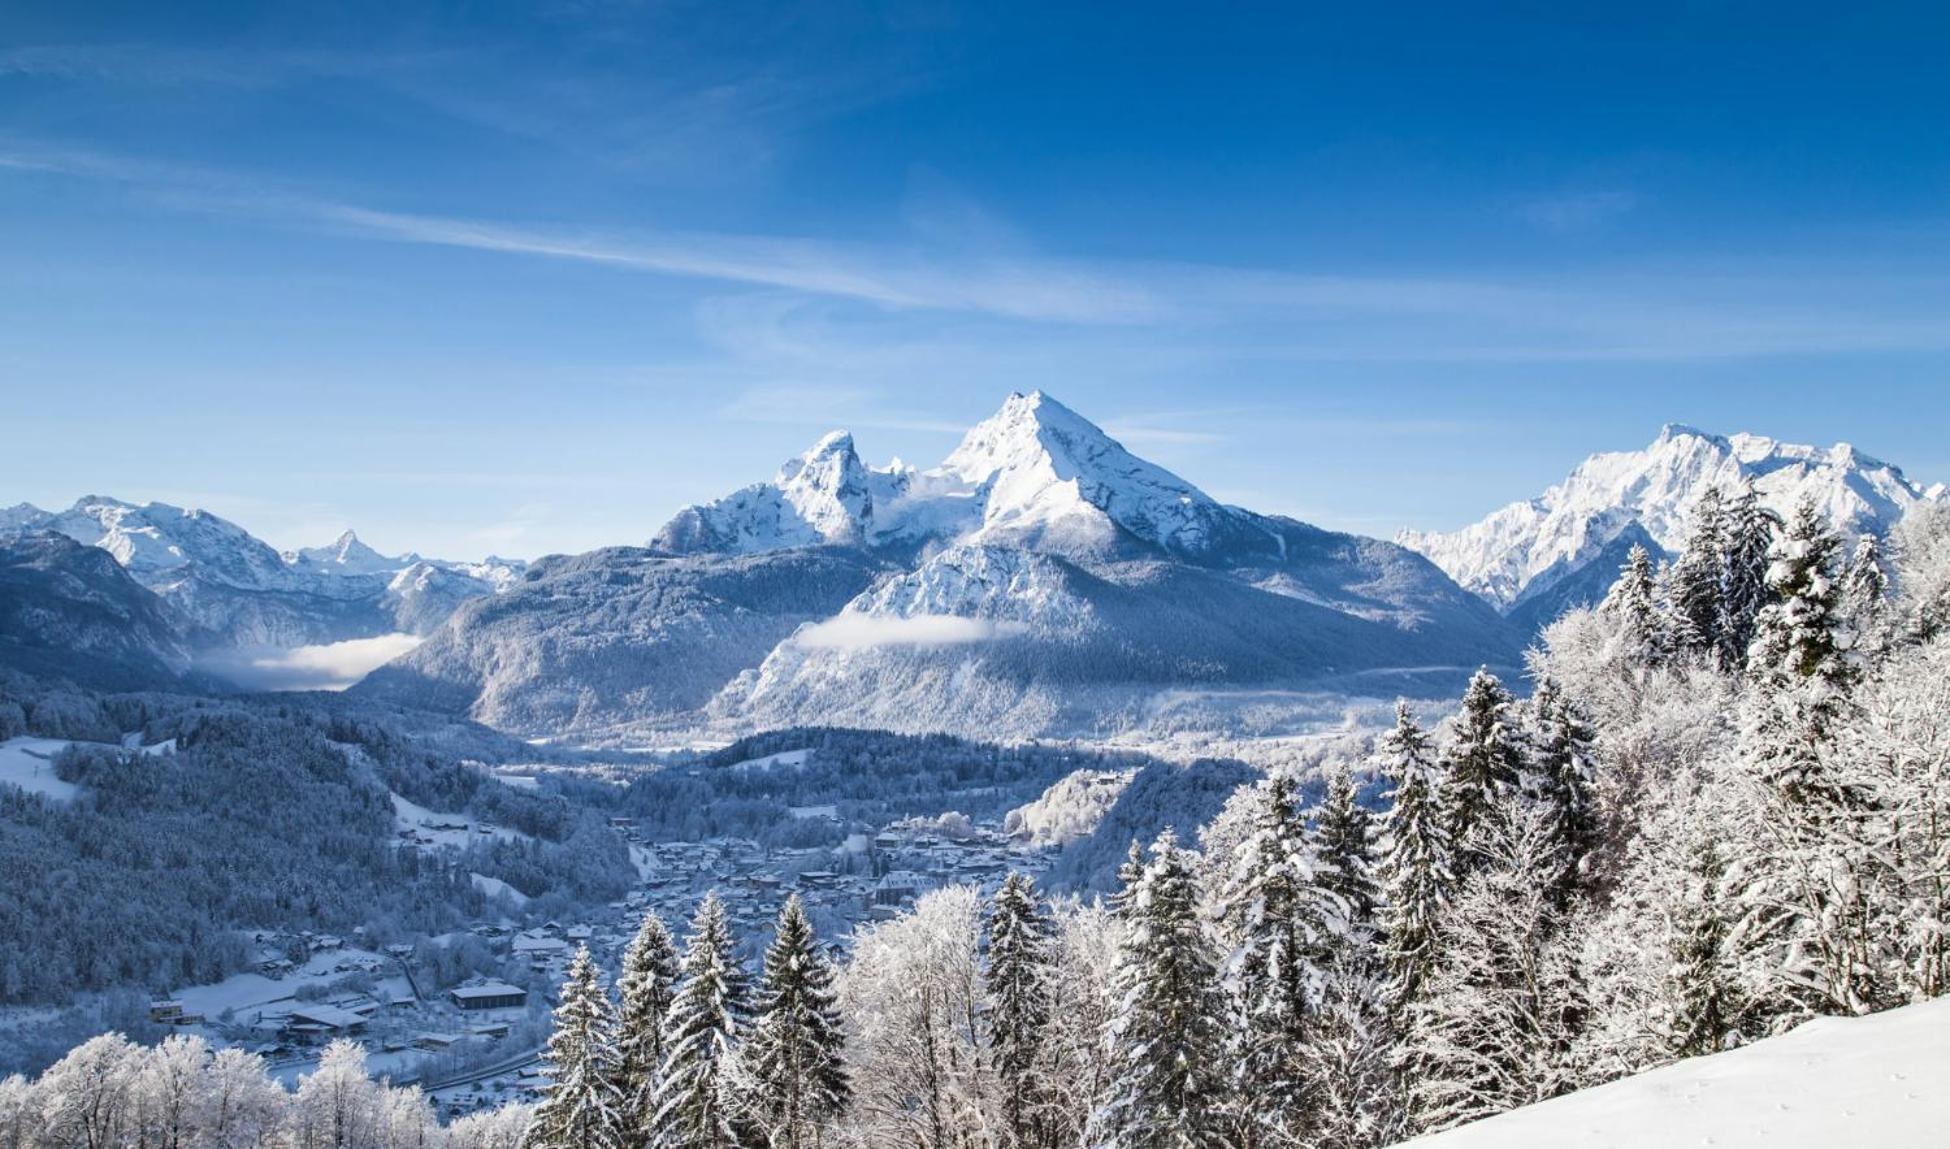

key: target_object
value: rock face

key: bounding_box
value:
[363,392,1523,740]
[0,532,190,689]
[1,498,522,649]
[1399,424,1940,624]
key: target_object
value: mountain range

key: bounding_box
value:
[358,392,1519,740]
[3,396,1940,740]
[0,497,523,650]
[1398,423,1942,631]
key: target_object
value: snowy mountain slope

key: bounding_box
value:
[1398,995,1950,1149]
[353,546,883,732]
[1399,423,1940,614]
[357,392,1518,739]
[1,499,523,648]
[0,532,191,689]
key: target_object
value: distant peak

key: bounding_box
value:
[1657,422,1724,444]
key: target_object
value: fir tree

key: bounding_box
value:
[529,947,626,1149]
[745,896,848,1149]
[1440,669,1526,874]
[1668,487,1727,659]
[1743,498,1859,805]
[1092,831,1231,1149]
[985,873,1054,1149]
[1314,763,1380,941]
[1841,533,1890,662]
[1665,829,1740,1058]
[616,913,680,1147]
[1602,545,1669,667]
[1214,775,1339,1147]
[1374,702,1453,1011]
[653,894,752,1149]
[1717,479,1777,670]
[1524,677,1600,899]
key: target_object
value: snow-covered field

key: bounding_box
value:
[1400,996,1950,1148]
[0,734,174,801]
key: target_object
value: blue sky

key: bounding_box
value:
[3,1,1948,559]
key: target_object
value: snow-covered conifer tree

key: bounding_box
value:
[1092,831,1231,1149]
[530,948,625,1149]
[1314,763,1380,939]
[1668,487,1727,659]
[1717,479,1777,668]
[1525,677,1600,898]
[745,896,848,1149]
[616,913,681,1146]
[1841,533,1891,662]
[1602,545,1669,668]
[1374,702,1453,1010]
[984,873,1053,1149]
[653,895,751,1149]
[1440,669,1526,873]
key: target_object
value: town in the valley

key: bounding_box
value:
[137,800,1056,1120]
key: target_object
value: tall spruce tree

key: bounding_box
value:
[1215,775,1339,1148]
[1717,479,1777,670]
[653,894,752,1149]
[1524,677,1600,899]
[1092,831,1231,1149]
[1842,533,1890,661]
[529,947,626,1149]
[1665,829,1740,1058]
[985,873,1054,1149]
[617,913,681,1147]
[1668,487,1728,659]
[1602,545,1669,667]
[1315,763,1380,941]
[745,896,848,1149]
[1374,702,1453,1011]
[1440,669,1526,874]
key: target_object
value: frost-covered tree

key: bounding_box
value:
[1374,702,1452,1010]
[1399,808,1583,1136]
[448,1105,538,1149]
[1440,670,1526,873]
[293,1040,382,1149]
[1664,825,1741,1058]
[1668,487,1727,659]
[653,895,751,1149]
[1298,951,1398,1149]
[1040,903,1121,1149]
[745,896,848,1149]
[1314,763,1379,939]
[201,1047,284,1149]
[1717,480,1777,668]
[36,1033,139,1149]
[1524,678,1599,899]
[1891,501,1950,641]
[1092,831,1231,1149]
[1841,534,1891,661]
[138,1034,212,1149]
[984,874,1052,1149]
[837,887,987,1149]
[616,913,681,1145]
[1212,775,1338,1147]
[531,948,625,1149]
[1602,545,1669,668]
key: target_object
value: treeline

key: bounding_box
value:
[617,728,1167,848]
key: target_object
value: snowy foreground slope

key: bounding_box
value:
[1398,996,1950,1149]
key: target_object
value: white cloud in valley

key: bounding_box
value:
[794,614,1027,651]
[197,633,422,691]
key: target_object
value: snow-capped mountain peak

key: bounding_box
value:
[1399,423,1939,612]
[933,390,1230,555]
[289,529,401,575]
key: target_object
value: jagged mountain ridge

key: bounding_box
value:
[363,392,1522,740]
[0,498,525,648]
[1399,423,1941,617]
[0,532,191,689]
